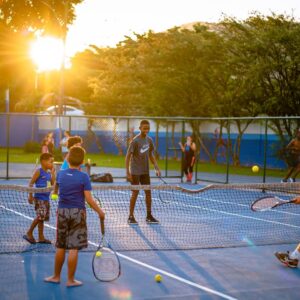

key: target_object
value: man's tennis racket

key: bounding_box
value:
[92,236,121,282]
[251,196,296,212]
[157,176,172,204]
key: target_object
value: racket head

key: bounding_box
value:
[179,184,214,194]
[156,176,173,203]
[251,195,284,211]
[92,238,121,282]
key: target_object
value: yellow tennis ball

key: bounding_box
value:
[51,194,58,200]
[252,165,259,173]
[96,251,102,258]
[155,274,162,283]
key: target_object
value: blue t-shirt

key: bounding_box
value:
[57,168,92,209]
[60,159,69,170]
[34,168,51,201]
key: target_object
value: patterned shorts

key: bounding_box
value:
[56,208,88,250]
[34,199,50,221]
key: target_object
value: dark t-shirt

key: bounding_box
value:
[127,135,154,175]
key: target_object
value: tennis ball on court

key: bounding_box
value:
[51,194,58,201]
[96,251,102,258]
[252,165,259,173]
[154,274,162,283]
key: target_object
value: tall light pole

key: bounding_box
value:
[38,0,68,116]
[38,0,69,141]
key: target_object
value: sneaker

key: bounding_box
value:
[274,251,299,268]
[127,215,138,225]
[281,179,287,183]
[289,178,296,183]
[146,215,159,224]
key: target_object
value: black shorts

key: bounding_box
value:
[131,174,150,185]
[56,208,87,250]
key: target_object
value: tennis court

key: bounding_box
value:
[1,179,300,299]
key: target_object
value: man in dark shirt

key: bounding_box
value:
[125,120,161,225]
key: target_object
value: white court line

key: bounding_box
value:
[153,189,300,217]
[97,190,300,228]
[0,204,237,300]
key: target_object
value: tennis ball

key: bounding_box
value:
[96,251,102,258]
[252,165,259,173]
[154,274,162,283]
[51,194,58,201]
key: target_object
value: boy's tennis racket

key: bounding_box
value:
[92,236,121,282]
[251,196,296,212]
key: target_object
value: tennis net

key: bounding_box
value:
[1,183,300,254]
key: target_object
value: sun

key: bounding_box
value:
[30,36,69,72]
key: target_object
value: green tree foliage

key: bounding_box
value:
[0,0,83,112]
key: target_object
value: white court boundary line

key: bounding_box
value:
[0,204,237,300]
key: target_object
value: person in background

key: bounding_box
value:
[281,129,300,183]
[41,137,49,154]
[60,130,71,159]
[179,136,196,183]
[47,132,55,155]
[60,136,91,175]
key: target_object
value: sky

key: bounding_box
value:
[66,0,300,56]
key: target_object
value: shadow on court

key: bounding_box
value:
[1,243,300,300]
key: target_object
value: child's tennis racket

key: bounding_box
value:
[92,236,121,282]
[251,195,296,212]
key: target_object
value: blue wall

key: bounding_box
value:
[0,115,288,169]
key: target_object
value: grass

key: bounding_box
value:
[0,147,286,178]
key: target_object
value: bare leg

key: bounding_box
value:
[129,190,139,216]
[26,218,39,240]
[44,248,65,284]
[282,167,295,181]
[145,190,152,216]
[66,249,82,287]
[290,164,300,181]
[38,221,45,241]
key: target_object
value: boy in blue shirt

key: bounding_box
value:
[23,153,55,244]
[45,146,105,287]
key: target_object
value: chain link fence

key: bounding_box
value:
[0,113,299,182]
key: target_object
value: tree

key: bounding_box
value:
[0,0,83,112]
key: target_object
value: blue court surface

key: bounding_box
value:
[1,179,300,299]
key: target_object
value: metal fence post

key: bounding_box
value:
[262,119,268,183]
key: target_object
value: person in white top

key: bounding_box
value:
[60,130,71,158]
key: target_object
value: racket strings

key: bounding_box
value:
[93,247,120,281]
[252,197,281,211]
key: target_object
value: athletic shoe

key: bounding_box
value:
[274,251,299,268]
[127,215,138,225]
[289,178,296,182]
[146,215,159,224]
[281,179,287,183]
